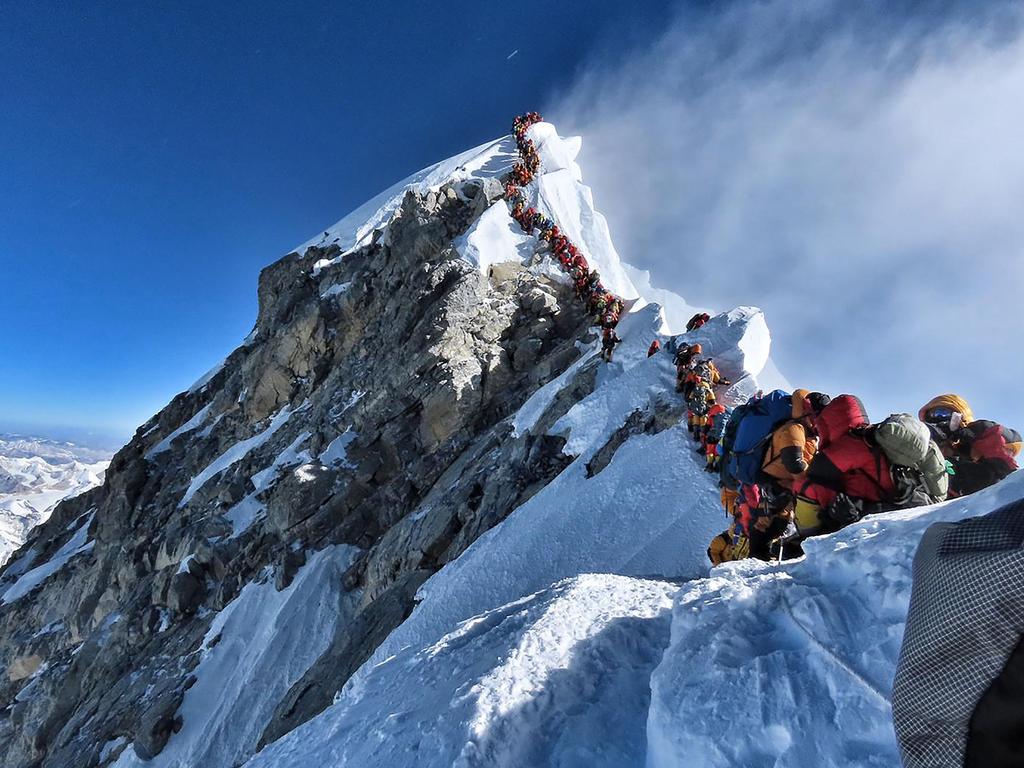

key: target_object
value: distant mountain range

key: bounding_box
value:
[0,434,109,564]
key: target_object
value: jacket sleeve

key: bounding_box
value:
[778,423,810,474]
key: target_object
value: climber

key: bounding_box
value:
[761,390,830,491]
[647,340,661,357]
[745,390,831,560]
[674,343,701,370]
[707,520,750,565]
[674,344,701,393]
[947,420,1022,497]
[919,394,975,456]
[600,328,622,363]
[686,312,711,332]
[702,403,731,472]
[694,358,730,388]
[794,395,896,539]
[686,376,716,440]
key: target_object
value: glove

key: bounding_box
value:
[826,493,861,525]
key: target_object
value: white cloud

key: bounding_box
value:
[551,0,1024,430]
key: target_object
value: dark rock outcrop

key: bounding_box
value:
[0,177,599,767]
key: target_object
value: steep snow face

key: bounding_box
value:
[247,574,676,768]
[112,545,358,768]
[362,302,770,670]
[646,469,1024,768]
[0,436,108,565]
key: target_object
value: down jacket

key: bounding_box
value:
[798,394,895,517]
[761,391,818,489]
[950,420,1022,496]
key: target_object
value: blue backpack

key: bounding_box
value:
[726,390,794,486]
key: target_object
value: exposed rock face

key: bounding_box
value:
[0,178,601,767]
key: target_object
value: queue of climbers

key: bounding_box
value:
[502,113,1021,568]
[692,378,1023,565]
[505,113,627,355]
[662,325,1021,566]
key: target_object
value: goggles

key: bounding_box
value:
[925,406,955,423]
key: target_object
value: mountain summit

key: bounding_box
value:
[0,119,1002,768]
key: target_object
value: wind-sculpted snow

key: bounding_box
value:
[454,201,536,275]
[246,574,675,768]
[646,469,1024,768]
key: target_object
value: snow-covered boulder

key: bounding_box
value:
[671,306,771,385]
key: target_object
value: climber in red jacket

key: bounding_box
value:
[647,340,661,357]
[948,420,1022,496]
[794,395,896,538]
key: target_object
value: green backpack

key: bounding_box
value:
[873,414,949,501]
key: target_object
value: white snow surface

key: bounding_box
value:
[145,404,212,458]
[296,121,640,307]
[250,431,312,494]
[246,574,676,768]
[0,435,108,565]
[294,134,519,259]
[454,201,535,274]
[114,545,359,768]
[647,469,1024,768]
[318,429,357,468]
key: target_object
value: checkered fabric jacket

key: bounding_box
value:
[892,498,1024,767]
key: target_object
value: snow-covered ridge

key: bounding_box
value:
[297,121,642,305]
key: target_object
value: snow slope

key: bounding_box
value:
[112,545,359,768]
[647,468,1024,768]
[0,435,109,565]
[112,116,975,768]
[295,134,519,259]
[248,574,677,768]
[238,305,776,766]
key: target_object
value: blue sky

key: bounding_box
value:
[3,0,1022,449]
[0,0,675,446]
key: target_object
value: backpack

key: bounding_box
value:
[707,406,733,444]
[718,400,753,490]
[727,390,794,486]
[873,414,949,502]
[689,382,715,416]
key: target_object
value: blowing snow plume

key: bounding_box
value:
[551,0,1024,430]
